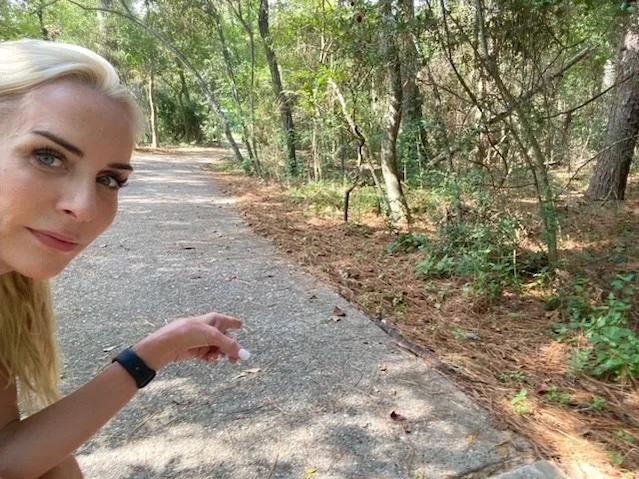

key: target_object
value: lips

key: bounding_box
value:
[28,228,80,253]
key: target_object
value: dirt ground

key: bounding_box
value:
[199,156,639,479]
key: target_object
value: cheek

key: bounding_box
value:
[0,165,53,221]
[94,194,119,235]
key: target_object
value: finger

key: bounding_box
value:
[201,324,242,360]
[203,347,221,362]
[201,313,244,333]
[205,352,221,363]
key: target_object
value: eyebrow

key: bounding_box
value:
[32,130,134,172]
[33,130,83,156]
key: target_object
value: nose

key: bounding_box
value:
[57,180,97,223]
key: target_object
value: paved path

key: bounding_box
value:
[54,149,545,479]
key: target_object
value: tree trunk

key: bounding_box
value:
[207,1,260,174]
[470,0,558,265]
[258,0,298,176]
[226,0,261,175]
[97,0,120,71]
[177,68,191,141]
[147,73,158,148]
[36,0,50,40]
[398,0,429,166]
[586,9,639,201]
[329,79,389,215]
[380,0,411,228]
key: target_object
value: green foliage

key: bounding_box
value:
[402,172,549,298]
[609,450,625,467]
[499,370,528,384]
[616,430,637,444]
[591,396,607,412]
[387,233,429,255]
[557,273,639,380]
[289,181,378,220]
[545,385,573,405]
[511,388,532,415]
[415,210,527,295]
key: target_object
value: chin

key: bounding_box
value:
[13,259,71,281]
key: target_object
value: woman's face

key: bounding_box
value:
[0,79,135,280]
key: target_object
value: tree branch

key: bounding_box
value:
[66,0,245,164]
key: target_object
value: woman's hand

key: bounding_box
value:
[132,312,246,371]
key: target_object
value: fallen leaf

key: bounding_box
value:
[390,410,406,421]
[465,332,481,341]
[390,411,411,433]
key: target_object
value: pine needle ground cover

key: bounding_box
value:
[205,159,638,479]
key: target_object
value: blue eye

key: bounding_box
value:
[35,149,64,168]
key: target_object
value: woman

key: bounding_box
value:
[0,39,249,478]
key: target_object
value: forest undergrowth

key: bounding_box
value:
[198,154,639,479]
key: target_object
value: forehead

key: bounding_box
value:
[13,80,135,156]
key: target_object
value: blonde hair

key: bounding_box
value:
[0,274,59,412]
[0,38,144,133]
[0,39,143,412]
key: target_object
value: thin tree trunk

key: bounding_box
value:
[226,0,260,174]
[96,0,120,70]
[471,0,558,264]
[312,117,322,181]
[398,0,428,166]
[380,0,411,228]
[71,0,246,162]
[329,79,388,215]
[258,0,297,176]
[586,8,639,201]
[177,68,191,141]
[207,1,260,173]
[147,74,158,148]
[36,0,50,40]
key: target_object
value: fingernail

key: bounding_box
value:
[238,348,251,361]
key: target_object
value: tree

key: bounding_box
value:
[258,0,298,177]
[586,5,639,201]
[398,0,429,169]
[379,0,411,227]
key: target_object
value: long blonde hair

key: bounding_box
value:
[0,274,59,412]
[0,39,143,412]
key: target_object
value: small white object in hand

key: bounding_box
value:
[238,348,251,361]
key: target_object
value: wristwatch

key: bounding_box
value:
[112,347,156,388]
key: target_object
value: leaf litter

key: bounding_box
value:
[211,163,639,478]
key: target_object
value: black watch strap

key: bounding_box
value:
[112,348,156,388]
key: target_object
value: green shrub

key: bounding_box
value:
[511,388,532,415]
[557,273,639,380]
[545,385,573,405]
[387,233,430,254]
[414,216,534,298]
[289,181,379,220]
